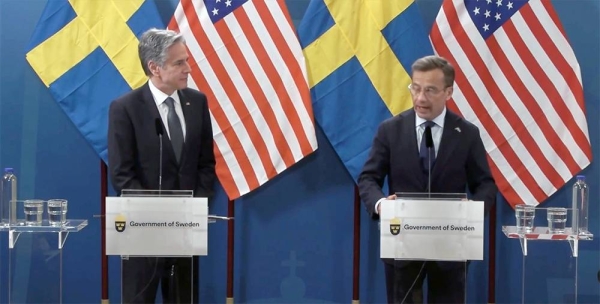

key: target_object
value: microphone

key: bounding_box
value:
[425,125,433,149]
[424,125,433,197]
[155,118,163,136]
[155,118,163,193]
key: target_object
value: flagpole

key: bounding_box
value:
[226,198,234,304]
[352,185,361,304]
[101,161,109,304]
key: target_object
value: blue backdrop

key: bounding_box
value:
[0,0,598,303]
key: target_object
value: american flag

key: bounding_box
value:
[430,0,591,207]
[169,0,317,199]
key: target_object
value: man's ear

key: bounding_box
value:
[445,86,454,101]
[148,61,160,77]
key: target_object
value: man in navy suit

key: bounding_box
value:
[358,55,497,303]
[108,28,216,303]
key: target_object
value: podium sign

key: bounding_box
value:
[381,199,484,260]
[105,196,207,256]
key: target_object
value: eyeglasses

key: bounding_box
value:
[408,84,447,98]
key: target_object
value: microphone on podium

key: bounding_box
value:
[424,125,434,197]
[155,118,163,192]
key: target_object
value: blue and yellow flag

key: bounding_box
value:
[25,0,164,162]
[298,0,433,180]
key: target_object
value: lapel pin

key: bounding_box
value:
[185,102,190,106]
[455,127,461,133]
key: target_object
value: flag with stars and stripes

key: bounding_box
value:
[169,0,317,199]
[430,0,592,207]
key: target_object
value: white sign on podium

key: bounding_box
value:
[105,196,208,256]
[380,198,484,261]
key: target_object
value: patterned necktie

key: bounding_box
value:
[165,97,184,163]
[419,121,436,172]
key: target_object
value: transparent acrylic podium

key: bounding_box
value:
[106,189,214,303]
[380,193,483,303]
[0,199,88,303]
[502,206,593,303]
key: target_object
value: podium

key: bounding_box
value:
[502,207,594,303]
[0,201,88,303]
[380,193,484,302]
[105,190,210,303]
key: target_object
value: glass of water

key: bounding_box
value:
[515,204,535,232]
[47,199,68,226]
[547,207,567,234]
[24,199,44,226]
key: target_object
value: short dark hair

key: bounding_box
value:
[411,55,455,88]
[138,28,185,76]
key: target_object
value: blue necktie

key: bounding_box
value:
[419,121,436,172]
[165,97,184,163]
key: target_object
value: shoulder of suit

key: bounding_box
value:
[447,110,479,132]
[373,109,412,135]
[112,85,145,103]
[383,108,413,125]
[180,87,207,101]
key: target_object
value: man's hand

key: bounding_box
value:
[377,194,397,214]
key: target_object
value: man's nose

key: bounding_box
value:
[414,90,427,101]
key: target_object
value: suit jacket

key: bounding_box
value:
[358,109,497,267]
[108,82,216,198]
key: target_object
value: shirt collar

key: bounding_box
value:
[415,107,446,128]
[148,79,180,107]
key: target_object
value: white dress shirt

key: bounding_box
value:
[148,80,187,141]
[415,107,446,157]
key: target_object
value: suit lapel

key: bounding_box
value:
[141,83,178,167]
[431,111,460,179]
[178,90,195,167]
[400,111,426,187]
[141,83,161,120]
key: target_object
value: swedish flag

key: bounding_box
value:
[298,0,433,180]
[25,0,164,162]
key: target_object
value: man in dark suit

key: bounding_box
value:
[108,28,216,303]
[358,55,497,303]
